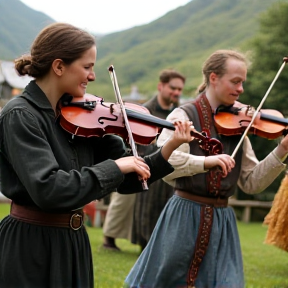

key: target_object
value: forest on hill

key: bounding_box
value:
[93,0,286,99]
[0,0,285,98]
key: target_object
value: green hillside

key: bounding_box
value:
[0,0,54,59]
[1,0,287,100]
[93,0,286,100]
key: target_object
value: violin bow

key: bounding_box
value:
[231,57,288,159]
[108,65,149,190]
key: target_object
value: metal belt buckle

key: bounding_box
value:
[70,213,83,230]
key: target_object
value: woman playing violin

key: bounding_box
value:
[0,22,196,288]
[125,49,288,288]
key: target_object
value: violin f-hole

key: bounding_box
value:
[98,103,119,125]
[98,114,118,125]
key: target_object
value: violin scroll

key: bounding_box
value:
[191,129,223,155]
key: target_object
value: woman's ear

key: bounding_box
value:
[209,72,218,84]
[52,59,64,76]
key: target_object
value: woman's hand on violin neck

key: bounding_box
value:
[204,154,235,177]
[173,121,195,146]
[161,121,194,161]
[114,156,151,179]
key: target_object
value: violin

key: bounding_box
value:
[59,93,223,155]
[214,101,288,140]
[60,93,158,145]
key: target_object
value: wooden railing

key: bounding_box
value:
[228,198,272,223]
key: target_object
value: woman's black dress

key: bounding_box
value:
[0,81,173,288]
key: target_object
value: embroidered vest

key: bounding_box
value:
[175,93,243,198]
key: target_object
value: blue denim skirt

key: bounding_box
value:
[124,194,244,288]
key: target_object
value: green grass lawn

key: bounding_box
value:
[1,204,288,287]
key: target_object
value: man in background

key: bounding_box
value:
[102,69,185,251]
[131,69,186,251]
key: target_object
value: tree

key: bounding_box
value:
[243,1,288,115]
[238,2,288,201]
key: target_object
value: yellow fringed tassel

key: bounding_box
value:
[263,172,288,252]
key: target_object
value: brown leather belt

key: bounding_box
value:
[10,202,84,230]
[175,190,228,208]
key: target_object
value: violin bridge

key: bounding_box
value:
[245,105,255,117]
[109,104,114,114]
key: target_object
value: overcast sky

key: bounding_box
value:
[20,0,190,34]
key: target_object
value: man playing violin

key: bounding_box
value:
[125,49,288,288]
[131,69,186,252]
[102,69,186,251]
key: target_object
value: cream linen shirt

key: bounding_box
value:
[157,108,287,194]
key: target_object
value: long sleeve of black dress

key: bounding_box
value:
[0,85,174,212]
